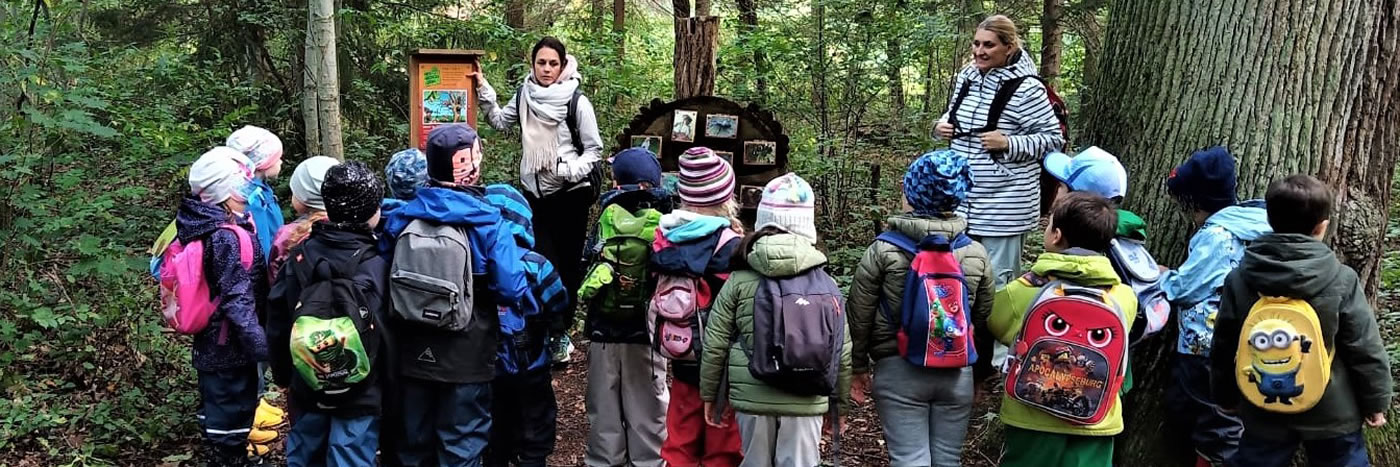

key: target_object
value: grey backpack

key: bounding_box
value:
[743,266,845,397]
[390,219,475,331]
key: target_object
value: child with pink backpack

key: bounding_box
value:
[651,148,745,467]
[159,147,270,466]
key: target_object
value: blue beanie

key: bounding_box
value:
[610,147,662,187]
[485,184,534,249]
[1166,146,1238,213]
[903,150,972,216]
[385,148,428,200]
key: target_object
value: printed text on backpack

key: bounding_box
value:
[876,231,978,368]
[1234,296,1332,413]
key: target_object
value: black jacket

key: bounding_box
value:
[268,222,394,417]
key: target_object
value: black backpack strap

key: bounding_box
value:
[566,89,584,156]
[977,76,1031,133]
[946,78,974,133]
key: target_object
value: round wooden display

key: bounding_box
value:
[615,96,791,197]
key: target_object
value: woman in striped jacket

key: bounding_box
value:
[934,15,1064,369]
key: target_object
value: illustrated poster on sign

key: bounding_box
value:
[418,63,474,148]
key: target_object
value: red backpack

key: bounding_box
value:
[876,231,977,368]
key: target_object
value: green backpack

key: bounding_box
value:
[586,204,661,321]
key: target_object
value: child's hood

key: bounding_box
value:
[383,185,501,238]
[1029,249,1121,287]
[1202,201,1271,242]
[747,233,827,278]
[887,214,969,241]
[175,195,250,243]
[659,210,731,243]
[1239,233,1340,298]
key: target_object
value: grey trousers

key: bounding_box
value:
[873,357,975,467]
[585,342,669,467]
[735,413,823,467]
[973,233,1025,369]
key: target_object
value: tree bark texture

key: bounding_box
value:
[885,37,906,117]
[507,0,527,83]
[302,0,344,159]
[1039,0,1063,83]
[613,0,626,59]
[673,1,719,100]
[1082,0,1399,465]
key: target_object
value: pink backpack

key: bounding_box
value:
[649,228,741,360]
[159,225,255,335]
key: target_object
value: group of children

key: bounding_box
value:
[160,120,1391,467]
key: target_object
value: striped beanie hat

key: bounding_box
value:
[485,183,535,249]
[755,173,817,244]
[678,147,735,207]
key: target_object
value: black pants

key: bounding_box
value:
[197,365,260,465]
[487,368,558,467]
[526,186,596,317]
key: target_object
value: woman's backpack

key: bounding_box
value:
[743,266,846,397]
[875,231,978,368]
[288,249,378,402]
[158,224,255,335]
[1005,275,1128,425]
[1233,297,1332,413]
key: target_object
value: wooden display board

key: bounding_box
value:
[616,96,791,223]
[409,49,485,151]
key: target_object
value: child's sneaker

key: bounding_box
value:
[254,399,284,428]
[550,334,575,367]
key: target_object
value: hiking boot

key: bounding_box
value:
[550,334,575,366]
[254,400,284,428]
[247,427,279,444]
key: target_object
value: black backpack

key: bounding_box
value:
[947,72,1070,215]
[742,267,845,397]
[288,249,380,403]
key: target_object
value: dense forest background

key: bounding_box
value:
[1,0,1397,464]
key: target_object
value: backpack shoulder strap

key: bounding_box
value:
[946,78,975,132]
[566,90,584,156]
[219,224,256,269]
[875,231,916,255]
[1019,271,1050,288]
[978,76,1032,133]
[950,232,974,250]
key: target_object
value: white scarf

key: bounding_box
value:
[519,55,582,174]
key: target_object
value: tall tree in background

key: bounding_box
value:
[302,0,343,159]
[736,0,767,100]
[1082,0,1400,464]
[1039,0,1063,82]
[613,0,626,59]
[673,0,718,98]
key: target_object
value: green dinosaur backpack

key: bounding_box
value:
[589,204,661,322]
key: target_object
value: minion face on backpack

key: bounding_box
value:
[1234,297,1331,413]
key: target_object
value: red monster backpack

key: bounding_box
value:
[1005,275,1128,425]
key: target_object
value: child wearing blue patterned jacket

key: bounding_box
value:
[1161,147,1271,466]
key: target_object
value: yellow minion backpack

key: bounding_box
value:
[1234,296,1333,413]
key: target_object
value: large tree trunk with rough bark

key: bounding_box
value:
[1082,0,1400,465]
[302,0,342,159]
[673,0,718,99]
[1039,0,1063,83]
[613,0,626,59]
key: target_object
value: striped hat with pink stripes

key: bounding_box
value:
[678,147,736,207]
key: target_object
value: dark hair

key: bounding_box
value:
[1265,174,1333,235]
[532,37,568,65]
[1049,192,1118,252]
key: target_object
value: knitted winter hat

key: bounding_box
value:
[678,147,736,207]
[322,161,384,225]
[385,148,429,200]
[485,184,535,249]
[755,173,817,244]
[610,147,662,187]
[189,146,253,205]
[425,124,483,186]
[290,156,341,211]
[225,126,284,172]
[1166,146,1238,213]
[903,149,972,216]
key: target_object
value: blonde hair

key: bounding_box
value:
[978,15,1022,50]
[283,211,329,253]
[684,199,746,234]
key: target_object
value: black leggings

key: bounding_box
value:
[526,186,596,321]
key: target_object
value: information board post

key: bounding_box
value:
[409,49,486,151]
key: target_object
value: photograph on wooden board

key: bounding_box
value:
[739,185,764,209]
[631,135,663,155]
[714,151,734,165]
[743,141,777,166]
[672,110,698,142]
[423,90,470,124]
[705,114,739,139]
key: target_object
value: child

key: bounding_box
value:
[381,148,429,253]
[179,146,270,466]
[1210,174,1392,467]
[266,161,391,467]
[846,150,993,466]
[655,147,745,467]
[1161,147,1270,465]
[226,125,286,258]
[381,124,529,466]
[580,147,672,467]
[987,192,1137,466]
[699,173,853,467]
[484,183,571,467]
[269,156,341,278]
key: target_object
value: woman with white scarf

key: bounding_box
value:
[474,36,602,361]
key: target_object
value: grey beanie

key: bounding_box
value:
[290,156,341,210]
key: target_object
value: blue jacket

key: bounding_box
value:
[175,196,269,371]
[245,178,284,262]
[498,251,570,375]
[1162,201,1271,355]
[377,198,409,255]
[384,186,529,305]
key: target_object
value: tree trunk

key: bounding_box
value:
[1082,0,1399,465]
[673,0,719,99]
[1039,0,1063,83]
[302,0,343,159]
[613,0,626,59]
[885,37,906,117]
[506,0,526,83]
[736,0,768,100]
